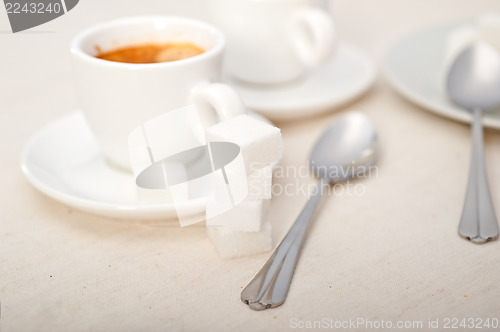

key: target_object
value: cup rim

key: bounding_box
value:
[70,15,225,68]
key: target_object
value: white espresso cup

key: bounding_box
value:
[71,16,246,171]
[209,0,337,85]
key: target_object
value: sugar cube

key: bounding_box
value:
[477,14,500,53]
[443,25,477,69]
[206,198,270,232]
[247,166,272,199]
[205,114,283,174]
[207,221,273,259]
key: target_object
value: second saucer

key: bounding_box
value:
[226,42,376,121]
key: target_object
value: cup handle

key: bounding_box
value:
[190,83,246,132]
[290,7,337,66]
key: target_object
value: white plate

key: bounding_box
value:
[227,42,377,121]
[384,20,500,129]
[21,111,273,220]
[21,111,195,219]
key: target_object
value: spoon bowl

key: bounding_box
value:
[310,112,377,182]
[447,43,500,111]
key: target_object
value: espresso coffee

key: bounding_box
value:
[96,43,205,63]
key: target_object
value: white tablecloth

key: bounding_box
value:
[1,0,500,331]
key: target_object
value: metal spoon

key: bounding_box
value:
[241,112,377,310]
[446,43,500,244]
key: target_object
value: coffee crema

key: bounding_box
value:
[96,43,205,64]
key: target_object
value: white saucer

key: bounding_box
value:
[227,42,377,121]
[384,20,500,130]
[21,111,194,219]
[22,111,273,220]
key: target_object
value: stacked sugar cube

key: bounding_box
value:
[205,114,283,259]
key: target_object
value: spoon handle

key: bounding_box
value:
[459,108,499,243]
[241,178,329,310]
